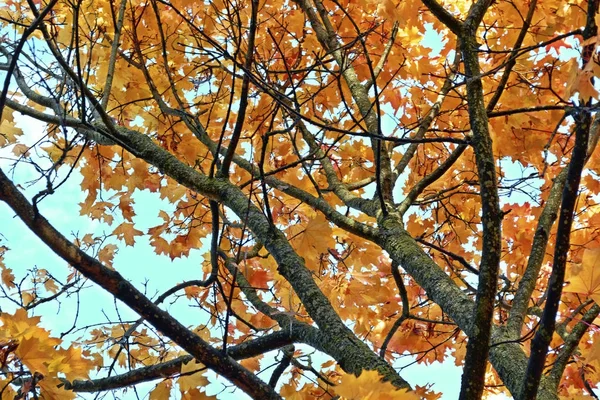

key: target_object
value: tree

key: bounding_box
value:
[0,0,600,398]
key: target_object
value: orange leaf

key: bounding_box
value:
[98,244,118,267]
[151,236,171,257]
[112,222,144,246]
[288,213,336,266]
[240,355,262,372]
[43,278,59,293]
[1,267,15,289]
[150,380,172,400]
[564,248,600,304]
[567,61,600,102]
[12,143,30,157]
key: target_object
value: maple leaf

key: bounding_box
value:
[1,266,15,289]
[0,309,42,340]
[21,291,35,306]
[564,248,600,304]
[414,385,443,400]
[56,346,93,380]
[336,370,419,399]
[43,278,59,293]
[566,58,600,102]
[544,39,572,53]
[240,355,262,372]
[0,107,23,147]
[98,244,118,267]
[12,143,30,157]
[181,388,216,400]
[150,380,173,400]
[287,213,336,267]
[15,337,53,375]
[584,340,600,364]
[0,379,17,399]
[0,248,12,289]
[112,222,144,246]
[118,192,137,221]
[280,383,308,400]
[4,0,600,398]
[178,359,208,393]
[247,268,271,288]
[39,377,76,400]
[150,236,171,257]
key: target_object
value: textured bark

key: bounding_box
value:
[520,110,591,400]
[458,30,502,400]
[377,215,560,399]
[506,169,566,337]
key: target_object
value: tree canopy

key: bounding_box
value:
[1,0,600,398]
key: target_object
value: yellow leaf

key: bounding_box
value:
[16,337,53,375]
[564,248,600,304]
[38,377,76,399]
[179,359,208,393]
[0,379,18,399]
[336,370,419,400]
[58,346,93,380]
[22,291,35,306]
[0,108,23,147]
[0,308,42,340]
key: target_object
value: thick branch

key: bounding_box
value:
[421,0,462,34]
[521,0,598,395]
[64,330,295,392]
[463,0,494,33]
[376,216,557,399]
[507,115,600,337]
[506,168,567,336]
[520,109,591,400]
[15,110,407,388]
[458,18,502,400]
[380,262,410,357]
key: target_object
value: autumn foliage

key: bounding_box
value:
[2,0,600,398]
